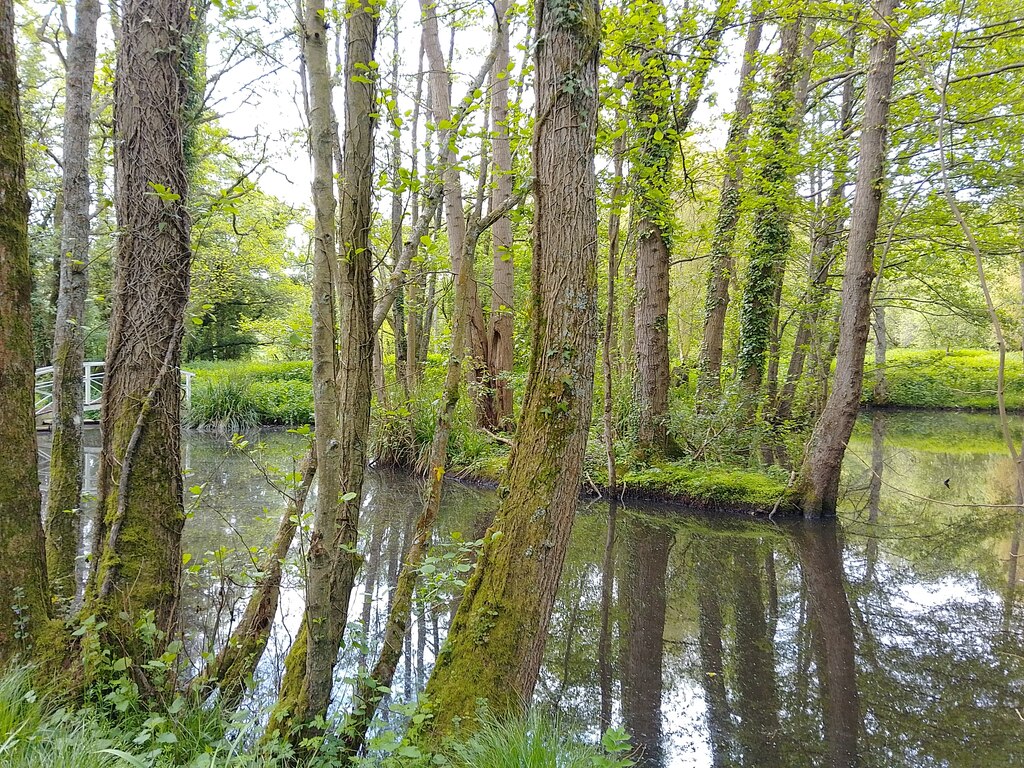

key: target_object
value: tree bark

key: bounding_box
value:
[695,8,763,407]
[774,23,858,424]
[88,0,193,653]
[0,0,51,661]
[604,131,625,489]
[409,0,600,743]
[631,3,676,457]
[795,0,899,517]
[45,0,101,606]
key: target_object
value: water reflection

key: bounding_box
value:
[36,412,1024,765]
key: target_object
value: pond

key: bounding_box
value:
[37,410,1024,767]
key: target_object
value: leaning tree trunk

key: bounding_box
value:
[408,0,600,745]
[488,0,515,429]
[87,0,193,655]
[194,453,315,710]
[695,8,763,408]
[735,11,805,415]
[268,0,378,739]
[774,21,858,424]
[0,0,51,661]
[46,0,101,606]
[794,0,899,517]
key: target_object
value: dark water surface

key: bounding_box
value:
[38,411,1024,766]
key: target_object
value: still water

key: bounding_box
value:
[39,411,1024,766]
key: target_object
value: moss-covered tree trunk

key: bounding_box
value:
[794,0,899,517]
[267,0,378,738]
[0,0,51,661]
[695,8,763,409]
[409,0,600,743]
[735,11,804,413]
[87,0,193,653]
[46,0,101,606]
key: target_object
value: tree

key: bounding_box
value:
[695,6,763,407]
[409,0,601,742]
[487,0,516,429]
[0,0,50,661]
[795,0,900,517]
[735,7,805,413]
[45,0,101,605]
[87,0,194,652]
[268,0,379,736]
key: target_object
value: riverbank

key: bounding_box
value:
[449,451,794,515]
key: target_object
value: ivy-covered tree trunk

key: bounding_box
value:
[735,11,804,412]
[409,0,600,743]
[0,0,50,661]
[794,0,899,517]
[488,0,515,429]
[45,0,101,606]
[695,8,763,408]
[268,0,378,737]
[774,23,858,424]
[88,0,193,651]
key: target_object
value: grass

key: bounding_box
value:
[0,666,630,768]
[864,348,1024,410]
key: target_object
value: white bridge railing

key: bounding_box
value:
[35,361,195,421]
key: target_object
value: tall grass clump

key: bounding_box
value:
[186,378,260,434]
[445,710,634,768]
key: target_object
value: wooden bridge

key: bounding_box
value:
[35,361,195,428]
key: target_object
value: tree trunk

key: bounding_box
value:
[488,0,515,429]
[872,301,888,404]
[794,0,899,517]
[736,12,805,412]
[420,0,495,428]
[630,1,679,458]
[409,0,600,742]
[695,9,764,407]
[604,132,625,489]
[194,453,315,709]
[88,0,193,653]
[0,0,50,660]
[268,0,378,738]
[45,0,101,606]
[406,46,426,389]
[774,23,858,423]
[340,165,496,759]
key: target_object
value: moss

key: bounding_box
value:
[451,452,792,514]
[263,623,309,743]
